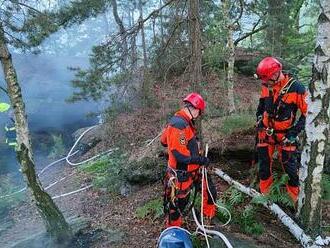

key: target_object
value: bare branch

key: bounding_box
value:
[232,0,244,25]
[15,1,43,15]
[234,24,268,46]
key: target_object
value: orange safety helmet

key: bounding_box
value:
[256,57,282,82]
[183,93,206,112]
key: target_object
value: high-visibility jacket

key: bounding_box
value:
[256,74,307,134]
[0,102,10,112]
[160,109,200,172]
[5,122,17,147]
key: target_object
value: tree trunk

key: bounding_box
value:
[0,23,72,244]
[129,7,138,70]
[266,0,286,57]
[297,0,330,237]
[159,0,165,45]
[222,0,236,115]
[138,0,149,107]
[188,0,202,86]
[138,0,148,69]
[188,0,203,145]
[111,0,128,70]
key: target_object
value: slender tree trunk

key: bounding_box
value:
[0,24,72,243]
[297,0,330,237]
[266,0,286,57]
[138,0,147,69]
[188,0,203,146]
[129,7,138,70]
[188,0,202,86]
[138,0,149,107]
[111,0,128,70]
[222,0,236,115]
[159,0,165,45]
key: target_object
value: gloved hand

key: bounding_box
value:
[190,156,210,166]
[198,156,210,166]
[282,129,298,144]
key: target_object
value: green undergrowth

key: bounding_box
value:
[216,186,264,235]
[79,150,127,193]
[219,113,255,135]
[322,174,330,200]
[135,197,163,220]
[252,173,295,208]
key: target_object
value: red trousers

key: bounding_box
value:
[257,130,299,202]
[163,168,216,227]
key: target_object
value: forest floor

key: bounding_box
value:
[1,72,330,247]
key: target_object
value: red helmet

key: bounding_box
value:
[183,93,206,112]
[256,57,282,82]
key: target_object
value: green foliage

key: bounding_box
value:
[239,205,264,235]
[20,0,109,48]
[228,187,245,205]
[268,174,295,208]
[135,198,163,220]
[219,114,255,135]
[48,134,66,159]
[215,199,232,224]
[322,174,330,200]
[191,233,203,248]
[252,173,295,208]
[79,151,127,193]
[216,187,264,235]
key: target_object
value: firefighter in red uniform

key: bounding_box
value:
[161,93,216,227]
[255,57,307,203]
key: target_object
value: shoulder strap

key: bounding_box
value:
[273,78,296,111]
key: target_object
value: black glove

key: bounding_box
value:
[283,129,298,144]
[190,156,210,166]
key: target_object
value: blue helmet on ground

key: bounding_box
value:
[157,227,193,248]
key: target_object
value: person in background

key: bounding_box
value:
[255,57,307,203]
[161,92,216,227]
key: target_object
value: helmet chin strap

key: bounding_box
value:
[187,106,196,120]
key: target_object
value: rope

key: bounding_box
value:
[201,163,211,248]
[0,151,79,199]
[195,143,233,248]
[0,124,109,199]
[192,207,233,248]
[51,185,92,199]
[65,125,117,166]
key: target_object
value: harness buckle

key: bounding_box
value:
[266,128,274,136]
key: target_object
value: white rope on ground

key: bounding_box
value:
[0,186,27,199]
[0,151,79,199]
[192,207,233,248]
[44,171,76,190]
[213,168,330,248]
[65,125,119,166]
[51,185,92,199]
[38,150,79,176]
[0,125,161,200]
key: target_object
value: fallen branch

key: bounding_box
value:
[213,168,329,248]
